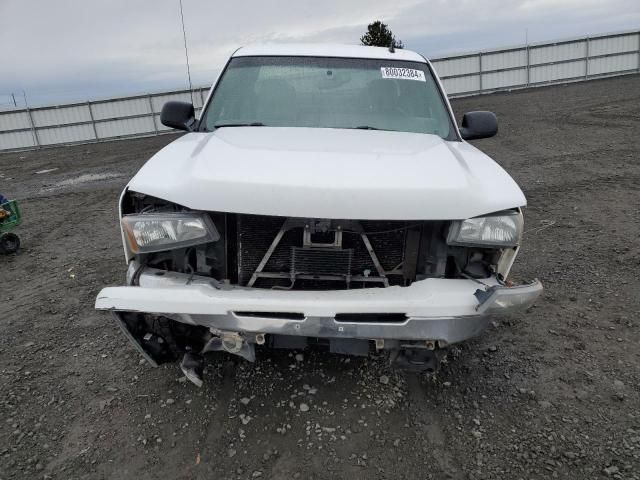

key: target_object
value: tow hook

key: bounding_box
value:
[202,331,256,362]
[391,347,444,373]
[179,332,256,387]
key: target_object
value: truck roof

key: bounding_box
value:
[232,43,428,63]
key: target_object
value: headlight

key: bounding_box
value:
[121,212,220,254]
[447,211,523,247]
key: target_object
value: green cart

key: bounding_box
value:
[0,199,21,254]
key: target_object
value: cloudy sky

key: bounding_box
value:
[1,0,638,107]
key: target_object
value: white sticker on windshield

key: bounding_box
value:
[381,67,426,82]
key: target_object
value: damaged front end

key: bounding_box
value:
[97,191,542,383]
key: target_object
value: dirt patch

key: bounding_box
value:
[1,75,639,479]
[47,172,124,190]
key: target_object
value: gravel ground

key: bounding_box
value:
[1,74,639,480]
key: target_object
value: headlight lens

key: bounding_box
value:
[121,212,220,253]
[447,212,523,247]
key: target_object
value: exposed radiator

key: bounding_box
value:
[235,214,413,289]
[291,247,354,278]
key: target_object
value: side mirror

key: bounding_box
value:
[459,111,498,140]
[160,101,196,131]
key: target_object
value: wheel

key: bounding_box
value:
[0,232,20,254]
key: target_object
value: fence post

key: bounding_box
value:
[585,36,590,79]
[25,106,40,148]
[148,95,159,134]
[637,31,640,72]
[526,44,531,86]
[478,52,483,92]
[87,101,99,141]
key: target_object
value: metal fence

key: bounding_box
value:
[1,29,639,152]
[0,88,210,151]
[430,29,640,96]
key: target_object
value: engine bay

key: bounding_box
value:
[122,192,507,290]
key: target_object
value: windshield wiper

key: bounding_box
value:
[213,122,266,129]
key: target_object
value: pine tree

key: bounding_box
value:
[360,21,404,49]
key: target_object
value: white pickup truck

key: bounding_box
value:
[96,44,542,383]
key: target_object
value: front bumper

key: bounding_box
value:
[95,265,543,346]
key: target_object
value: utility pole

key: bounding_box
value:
[179,0,194,104]
[11,93,17,107]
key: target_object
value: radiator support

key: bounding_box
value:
[246,218,389,288]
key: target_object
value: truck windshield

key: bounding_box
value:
[201,56,455,139]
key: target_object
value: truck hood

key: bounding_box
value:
[128,127,526,220]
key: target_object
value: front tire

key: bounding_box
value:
[0,233,20,254]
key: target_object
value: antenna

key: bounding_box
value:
[179,0,194,104]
